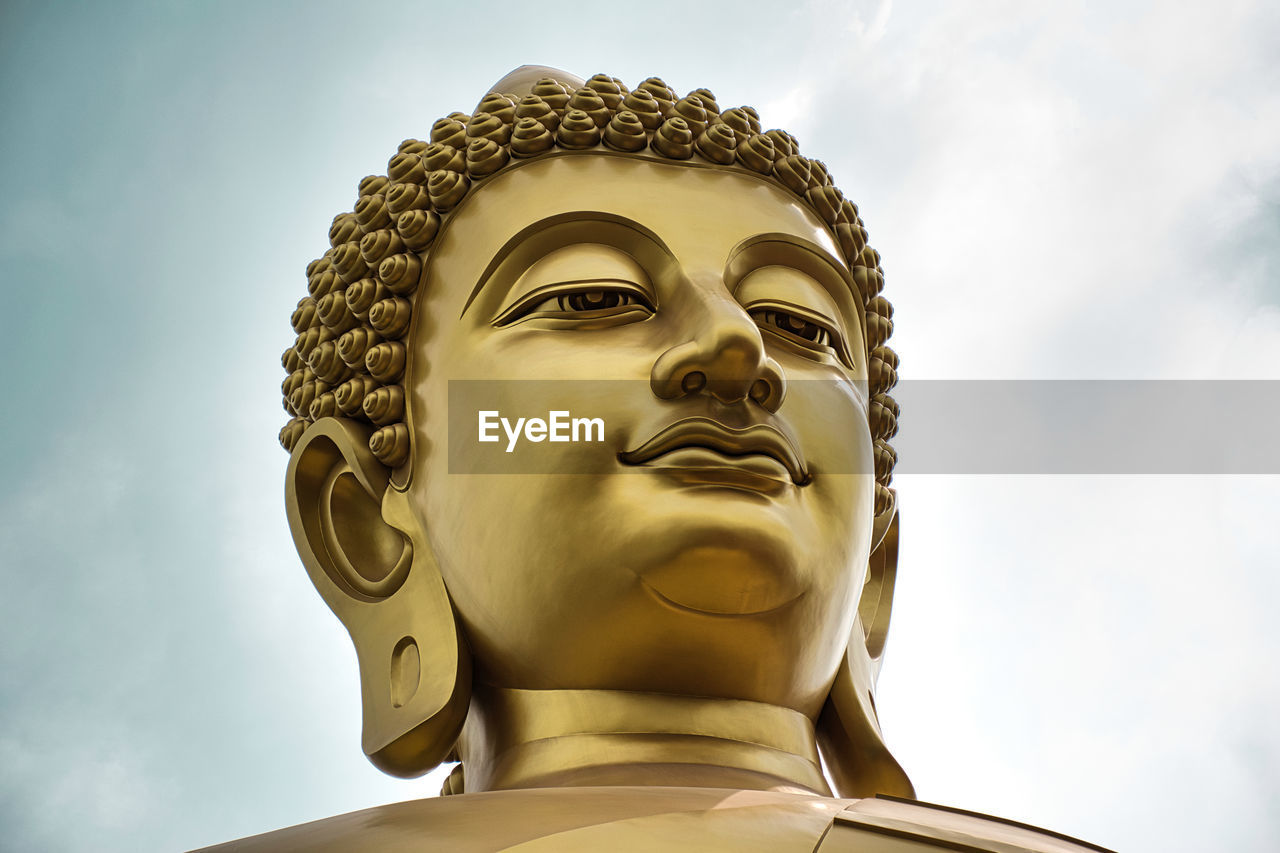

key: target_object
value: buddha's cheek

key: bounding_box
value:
[415,471,645,681]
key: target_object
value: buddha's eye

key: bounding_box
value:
[494,282,655,327]
[750,308,832,347]
[555,290,641,312]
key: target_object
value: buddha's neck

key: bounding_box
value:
[455,685,830,795]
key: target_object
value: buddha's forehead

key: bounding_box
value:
[422,154,842,311]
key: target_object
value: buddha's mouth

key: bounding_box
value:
[618,417,810,486]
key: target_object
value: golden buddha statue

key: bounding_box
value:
[208,67,1113,851]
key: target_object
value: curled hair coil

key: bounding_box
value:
[335,375,379,416]
[289,380,321,418]
[736,133,775,174]
[636,77,676,113]
[309,391,338,420]
[282,367,306,398]
[695,123,737,164]
[316,291,358,335]
[773,155,812,195]
[465,138,509,177]
[337,327,383,370]
[866,313,893,349]
[689,87,719,115]
[530,77,571,112]
[307,340,353,385]
[620,88,663,130]
[307,268,342,300]
[514,95,560,133]
[363,385,406,426]
[511,117,555,157]
[279,417,308,453]
[430,117,467,148]
[837,225,869,270]
[293,325,334,361]
[839,198,860,225]
[567,87,611,128]
[369,297,413,339]
[874,483,894,517]
[652,117,694,159]
[763,129,795,159]
[359,229,404,268]
[720,107,760,135]
[427,170,469,212]
[329,213,361,247]
[556,110,601,149]
[330,241,368,284]
[357,175,389,197]
[344,277,387,320]
[873,440,897,481]
[672,95,708,136]
[850,264,882,303]
[869,393,899,441]
[291,297,318,333]
[354,193,391,230]
[805,185,844,225]
[365,341,407,383]
[466,112,512,145]
[377,253,422,296]
[868,350,898,395]
[386,182,430,216]
[474,92,517,123]
[808,159,832,188]
[423,143,465,174]
[369,423,410,468]
[603,111,648,152]
[396,209,440,252]
[585,73,626,110]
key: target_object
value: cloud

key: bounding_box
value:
[787,0,1280,380]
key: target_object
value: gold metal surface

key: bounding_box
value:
[229,66,1109,851]
[199,789,1112,852]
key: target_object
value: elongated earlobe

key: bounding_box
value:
[817,492,914,798]
[285,417,470,776]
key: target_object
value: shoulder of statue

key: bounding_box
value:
[193,788,1113,853]
[815,795,1116,853]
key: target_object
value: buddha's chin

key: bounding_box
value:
[631,535,808,617]
[640,574,803,616]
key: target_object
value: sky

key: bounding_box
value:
[0,1,1277,850]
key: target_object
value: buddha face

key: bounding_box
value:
[407,155,874,717]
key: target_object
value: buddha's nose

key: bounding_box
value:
[650,290,786,412]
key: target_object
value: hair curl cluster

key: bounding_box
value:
[280,74,900,514]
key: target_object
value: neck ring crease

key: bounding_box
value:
[458,685,831,796]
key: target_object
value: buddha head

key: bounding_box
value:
[279,67,909,799]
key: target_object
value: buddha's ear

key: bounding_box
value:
[285,417,470,777]
[816,489,915,799]
[862,488,901,676]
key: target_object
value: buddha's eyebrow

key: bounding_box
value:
[725,232,867,347]
[726,233,856,294]
[460,212,674,318]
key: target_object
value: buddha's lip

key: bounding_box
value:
[619,417,810,486]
